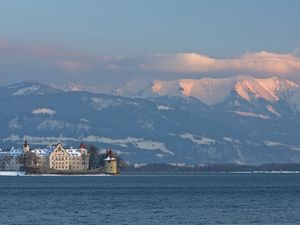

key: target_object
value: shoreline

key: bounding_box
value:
[0,171,112,176]
[1,170,300,176]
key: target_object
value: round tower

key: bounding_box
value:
[23,140,30,153]
[104,149,117,174]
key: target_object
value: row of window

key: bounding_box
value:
[53,162,83,165]
[52,166,83,170]
[51,157,81,161]
[54,166,68,169]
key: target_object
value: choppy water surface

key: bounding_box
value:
[0,173,300,225]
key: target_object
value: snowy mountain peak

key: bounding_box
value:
[233,76,299,102]
[115,76,300,106]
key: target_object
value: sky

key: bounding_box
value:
[1,0,300,86]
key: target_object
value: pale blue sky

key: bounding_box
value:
[0,0,300,85]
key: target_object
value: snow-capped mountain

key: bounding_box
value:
[1,78,300,164]
[50,82,117,95]
[116,75,300,106]
[0,80,61,97]
[115,76,300,119]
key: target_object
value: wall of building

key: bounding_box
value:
[104,160,117,174]
[49,144,89,171]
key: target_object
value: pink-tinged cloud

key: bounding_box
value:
[140,51,300,75]
[58,61,93,72]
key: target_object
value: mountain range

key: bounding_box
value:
[1,76,300,165]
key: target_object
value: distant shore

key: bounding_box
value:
[3,162,300,176]
[123,163,300,173]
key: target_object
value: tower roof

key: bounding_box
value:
[79,142,87,149]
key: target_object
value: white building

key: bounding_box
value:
[0,141,90,172]
[0,147,23,171]
[49,142,90,171]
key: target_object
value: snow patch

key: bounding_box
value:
[12,85,40,96]
[264,140,300,152]
[8,117,22,130]
[80,118,90,123]
[157,105,173,111]
[3,134,78,145]
[84,135,174,155]
[180,133,215,145]
[223,137,240,143]
[32,108,56,116]
[7,134,173,155]
[266,105,281,117]
[0,171,26,176]
[233,111,270,119]
[90,97,115,110]
[156,154,163,158]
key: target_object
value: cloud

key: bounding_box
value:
[139,51,300,75]
[58,61,93,72]
[1,37,300,85]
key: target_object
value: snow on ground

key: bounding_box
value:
[133,139,174,155]
[8,117,22,130]
[157,105,174,111]
[12,86,40,96]
[223,137,233,142]
[264,141,284,147]
[180,133,215,145]
[36,119,72,130]
[80,118,90,123]
[89,97,116,111]
[0,171,26,176]
[266,105,281,117]
[233,111,270,119]
[3,134,79,145]
[223,137,240,143]
[115,76,300,109]
[32,108,56,116]
[84,135,174,155]
[3,134,174,155]
[264,140,300,152]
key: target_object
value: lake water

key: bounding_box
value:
[0,173,300,225]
